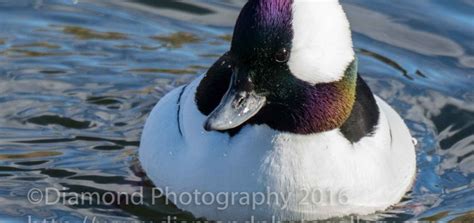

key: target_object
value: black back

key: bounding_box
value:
[340,76,380,143]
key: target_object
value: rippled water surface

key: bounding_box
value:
[0,0,473,222]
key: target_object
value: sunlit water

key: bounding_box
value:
[0,0,473,222]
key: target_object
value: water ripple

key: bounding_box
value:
[0,0,472,222]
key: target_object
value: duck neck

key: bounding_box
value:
[254,60,358,134]
[195,58,361,136]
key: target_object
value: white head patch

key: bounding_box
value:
[288,0,355,84]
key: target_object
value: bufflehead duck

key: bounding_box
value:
[139,0,416,220]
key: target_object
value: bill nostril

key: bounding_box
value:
[235,96,245,108]
[233,91,249,109]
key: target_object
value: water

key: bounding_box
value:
[0,0,472,222]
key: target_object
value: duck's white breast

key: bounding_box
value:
[139,75,416,221]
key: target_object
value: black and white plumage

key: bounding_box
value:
[139,0,416,220]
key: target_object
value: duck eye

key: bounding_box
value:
[275,48,290,63]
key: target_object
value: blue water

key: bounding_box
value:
[0,0,473,222]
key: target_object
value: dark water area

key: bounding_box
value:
[0,0,473,222]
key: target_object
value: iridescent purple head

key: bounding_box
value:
[255,0,293,26]
[231,0,293,56]
[201,0,359,134]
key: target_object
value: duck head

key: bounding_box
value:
[202,0,358,134]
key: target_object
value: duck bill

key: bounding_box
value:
[204,70,266,131]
